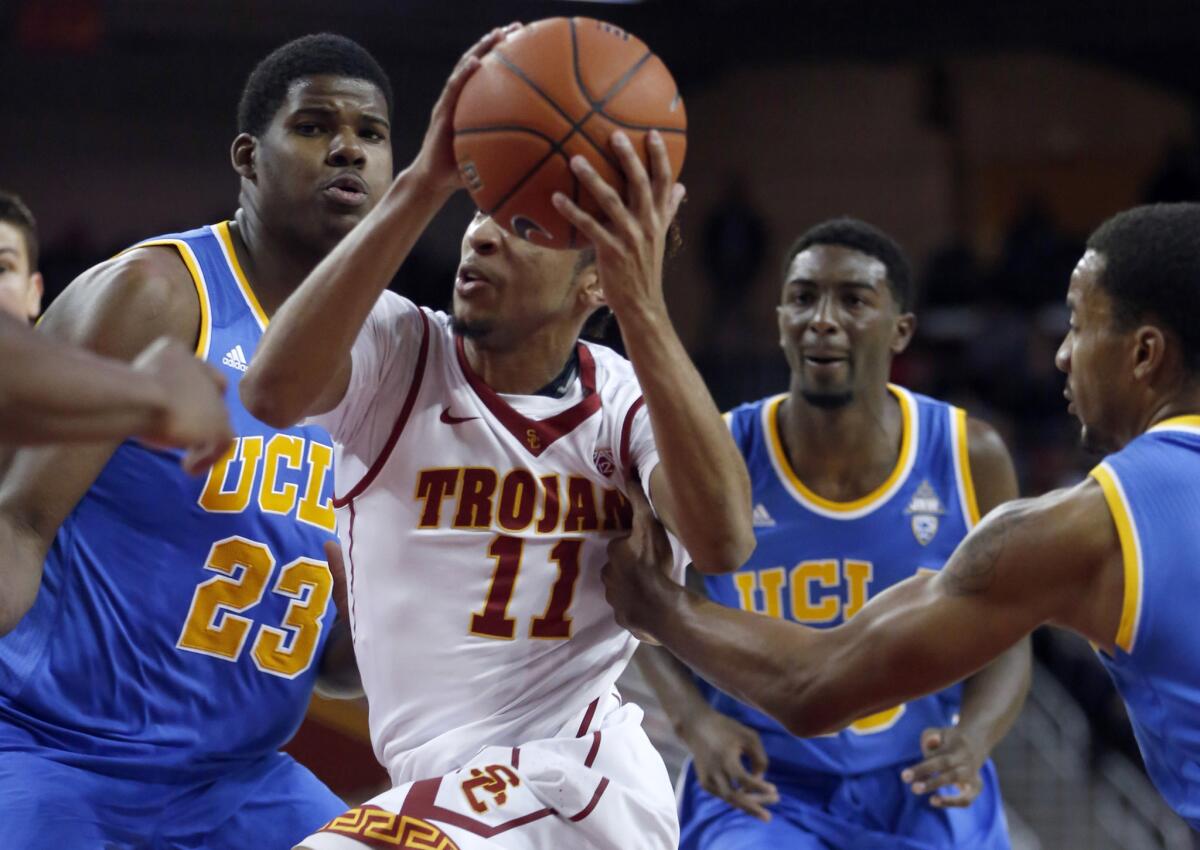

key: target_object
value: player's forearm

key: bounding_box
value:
[957,637,1031,756]
[651,570,1000,739]
[315,621,363,699]
[634,643,715,737]
[618,305,752,572]
[651,584,836,734]
[0,323,168,444]
[243,166,453,427]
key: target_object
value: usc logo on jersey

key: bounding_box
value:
[461,764,521,813]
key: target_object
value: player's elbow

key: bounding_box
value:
[239,372,303,430]
[688,528,756,575]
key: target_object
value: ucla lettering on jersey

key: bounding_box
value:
[1090,416,1200,829]
[705,386,979,776]
[0,222,339,781]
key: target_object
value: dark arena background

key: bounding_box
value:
[7,1,1200,846]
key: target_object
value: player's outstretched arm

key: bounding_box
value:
[604,479,1120,739]
[0,247,206,635]
[241,25,518,429]
[0,314,230,466]
[552,133,753,573]
[904,417,1030,807]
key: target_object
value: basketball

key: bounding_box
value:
[453,17,687,251]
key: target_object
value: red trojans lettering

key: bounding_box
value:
[414,467,631,533]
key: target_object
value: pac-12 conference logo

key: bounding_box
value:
[904,479,945,546]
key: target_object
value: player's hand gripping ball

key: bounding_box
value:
[453,17,686,250]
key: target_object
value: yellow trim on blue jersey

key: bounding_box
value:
[126,239,212,359]
[1090,462,1143,654]
[214,221,269,330]
[763,385,916,517]
[952,407,981,527]
[1148,414,1200,433]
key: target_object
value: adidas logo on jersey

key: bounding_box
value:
[752,503,775,527]
[222,344,249,372]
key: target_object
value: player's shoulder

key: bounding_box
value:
[371,289,425,325]
[964,415,1011,469]
[40,243,200,356]
[724,393,777,430]
[581,339,640,399]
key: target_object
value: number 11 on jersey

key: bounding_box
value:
[470,535,583,640]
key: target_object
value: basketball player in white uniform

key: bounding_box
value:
[242,27,755,850]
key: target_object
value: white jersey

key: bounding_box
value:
[313,292,681,785]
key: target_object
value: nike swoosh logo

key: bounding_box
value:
[511,214,552,244]
[440,407,479,425]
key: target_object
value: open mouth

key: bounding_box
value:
[455,266,495,296]
[322,175,369,207]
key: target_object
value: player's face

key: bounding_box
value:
[452,212,595,347]
[245,75,393,253]
[1056,250,1136,453]
[0,222,42,322]
[777,245,913,409]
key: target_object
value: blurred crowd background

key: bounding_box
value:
[7,0,1200,841]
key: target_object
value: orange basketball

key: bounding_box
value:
[453,17,687,251]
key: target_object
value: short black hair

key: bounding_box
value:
[1087,202,1200,372]
[237,33,393,136]
[0,191,38,272]
[783,217,913,311]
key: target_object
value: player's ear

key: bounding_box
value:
[25,272,43,321]
[891,312,917,355]
[1131,324,1166,383]
[574,249,603,312]
[231,133,257,180]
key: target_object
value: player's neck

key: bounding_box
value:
[1138,386,1200,437]
[778,383,903,501]
[462,327,581,396]
[227,211,322,318]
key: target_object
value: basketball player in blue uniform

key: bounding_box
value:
[635,219,1029,848]
[606,202,1200,831]
[0,191,230,454]
[0,35,396,849]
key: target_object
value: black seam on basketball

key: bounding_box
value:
[481,49,623,225]
[488,147,572,224]
[454,125,563,145]
[594,119,686,134]
[494,50,622,173]
[601,53,654,109]
[569,20,658,116]
[568,20,595,101]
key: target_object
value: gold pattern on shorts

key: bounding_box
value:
[320,805,461,849]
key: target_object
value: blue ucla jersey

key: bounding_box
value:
[1091,417,1200,829]
[703,386,981,776]
[0,221,338,782]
